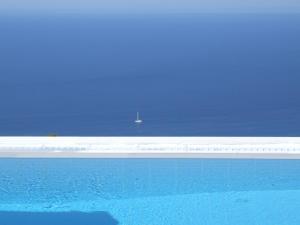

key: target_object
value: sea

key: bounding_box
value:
[0,13,299,136]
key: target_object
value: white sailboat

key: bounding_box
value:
[135,112,143,124]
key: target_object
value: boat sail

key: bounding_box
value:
[135,112,143,124]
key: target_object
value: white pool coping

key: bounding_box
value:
[0,137,300,159]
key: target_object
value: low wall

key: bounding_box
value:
[0,137,300,158]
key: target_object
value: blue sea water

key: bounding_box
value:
[1,158,300,225]
[0,14,300,136]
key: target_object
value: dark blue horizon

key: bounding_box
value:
[0,14,299,136]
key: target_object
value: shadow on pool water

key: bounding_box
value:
[0,211,119,225]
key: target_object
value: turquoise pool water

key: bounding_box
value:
[1,159,300,224]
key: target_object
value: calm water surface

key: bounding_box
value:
[1,158,300,225]
[0,14,299,136]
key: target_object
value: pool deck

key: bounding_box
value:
[0,137,300,159]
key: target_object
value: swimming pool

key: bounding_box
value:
[1,158,300,225]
